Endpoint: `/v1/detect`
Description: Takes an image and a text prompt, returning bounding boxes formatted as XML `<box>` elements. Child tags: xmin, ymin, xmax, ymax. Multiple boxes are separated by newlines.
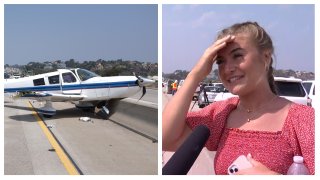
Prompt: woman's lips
<box><xmin>227</xmin><ymin>75</ymin><xmax>244</xmax><ymax>83</ymax></box>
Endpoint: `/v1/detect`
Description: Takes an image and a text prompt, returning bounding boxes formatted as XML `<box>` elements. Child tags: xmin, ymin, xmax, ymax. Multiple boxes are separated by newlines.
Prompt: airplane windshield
<box><xmin>76</xmin><ymin>69</ymin><xmax>100</xmax><ymax>81</ymax></box>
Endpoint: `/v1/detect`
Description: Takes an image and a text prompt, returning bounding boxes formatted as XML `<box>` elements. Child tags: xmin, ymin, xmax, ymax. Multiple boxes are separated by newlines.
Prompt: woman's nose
<box><xmin>224</xmin><ymin>60</ymin><xmax>236</xmax><ymax>73</ymax></box>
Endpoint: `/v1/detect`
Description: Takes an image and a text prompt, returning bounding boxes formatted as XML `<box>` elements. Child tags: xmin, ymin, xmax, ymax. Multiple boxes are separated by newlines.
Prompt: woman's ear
<box><xmin>263</xmin><ymin>50</ymin><xmax>272</xmax><ymax>71</ymax></box>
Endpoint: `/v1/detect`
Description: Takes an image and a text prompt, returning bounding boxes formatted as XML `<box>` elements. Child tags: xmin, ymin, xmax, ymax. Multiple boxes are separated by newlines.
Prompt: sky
<box><xmin>4</xmin><ymin>4</ymin><xmax>158</xmax><ymax>65</ymax></box>
<box><xmin>163</xmin><ymin>4</ymin><xmax>315</xmax><ymax>73</ymax></box>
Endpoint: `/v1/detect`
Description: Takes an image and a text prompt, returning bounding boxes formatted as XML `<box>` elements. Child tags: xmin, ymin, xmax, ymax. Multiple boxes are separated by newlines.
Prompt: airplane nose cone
<box><xmin>139</xmin><ymin>77</ymin><xmax>155</xmax><ymax>87</ymax></box>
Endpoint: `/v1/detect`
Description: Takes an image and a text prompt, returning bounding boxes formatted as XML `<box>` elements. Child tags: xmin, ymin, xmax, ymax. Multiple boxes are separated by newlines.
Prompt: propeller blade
<box><xmin>139</xmin><ymin>86</ymin><xmax>147</xmax><ymax>100</ymax></box>
<box><xmin>133</xmin><ymin>72</ymin><xmax>144</xmax><ymax>86</ymax></box>
<box><xmin>143</xmin><ymin>86</ymin><xmax>146</xmax><ymax>95</ymax></box>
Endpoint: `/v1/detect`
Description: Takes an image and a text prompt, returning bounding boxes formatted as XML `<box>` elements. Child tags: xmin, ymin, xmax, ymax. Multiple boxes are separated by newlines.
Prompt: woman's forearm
<box><xmin>162</xmin><ymin>73</ymin><xmax>201</xmax><ymax>150</ymax></box>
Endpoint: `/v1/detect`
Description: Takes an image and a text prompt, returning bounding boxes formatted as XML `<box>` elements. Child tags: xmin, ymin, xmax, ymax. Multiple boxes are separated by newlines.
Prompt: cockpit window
<box><xmin>76</xmin><ymin>69</ymin><xmax>100</xmax><ymax>81</ymax></box>
<box><xmin>48</xmin><ymin>75</ymin><xmax>60</xmax><ymax>84</ymax></box>
<box><xmin>62</xmin><ymin>72</ymin><xmax>77</xmax><ymax>83</ymax></box>
<box><xmin>33</xmin><ymin>78</ymin><xmax>45</xmax><ymax>86</ymax></box>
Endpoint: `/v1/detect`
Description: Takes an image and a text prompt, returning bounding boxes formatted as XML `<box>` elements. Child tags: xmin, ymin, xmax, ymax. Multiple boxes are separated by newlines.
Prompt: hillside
<box><xmin>5</xmin><ymin>59</ymin><xmax>158</xmax><ymax>78</ymax></box>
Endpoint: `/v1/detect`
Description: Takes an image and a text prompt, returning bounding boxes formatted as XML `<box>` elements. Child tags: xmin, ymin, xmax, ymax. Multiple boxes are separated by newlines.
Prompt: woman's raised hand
<box><xmin>189</xmin><ymin>35</ymin><xmax>235</xmax><ymax>82</ymax></box>
<box><xmin>163</xmin><ymin>35</ymin><xmax>235</xmax><ymax>151</ymax></box>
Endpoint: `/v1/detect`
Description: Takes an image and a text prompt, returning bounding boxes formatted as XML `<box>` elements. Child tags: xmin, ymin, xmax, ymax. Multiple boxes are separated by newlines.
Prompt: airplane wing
<box><xmin>15</xmin><ymin>91</ymin><xmax>85</xmax><ymax>102</ymax></box>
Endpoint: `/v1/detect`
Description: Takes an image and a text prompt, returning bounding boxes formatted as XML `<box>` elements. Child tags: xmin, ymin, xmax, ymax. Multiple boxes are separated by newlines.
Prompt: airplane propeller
<box><xmin>133</xmin><ymin>72</ymin><xmax>144</xmax><ymax>85</ymax></box>
<box><xmin>139</xmin><ymin>86</ymin><xmax>146</xmax><ymax>100</ymax></box>
<box><xmin>133</xmin><ymin>72</ymin><xmax>147</xmax><ymax>100</ymax></box>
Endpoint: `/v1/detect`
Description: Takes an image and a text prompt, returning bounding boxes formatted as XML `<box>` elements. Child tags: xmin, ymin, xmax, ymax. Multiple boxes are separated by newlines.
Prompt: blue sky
<box><xmin>4</xmin><ymin>4</ymin><xmax>158</xmax><ymax>65</ymax></box>
<box><xmin>163</xmin><ymin>4</ymin><xmax>315</xmax><ymax>73</ymax></box>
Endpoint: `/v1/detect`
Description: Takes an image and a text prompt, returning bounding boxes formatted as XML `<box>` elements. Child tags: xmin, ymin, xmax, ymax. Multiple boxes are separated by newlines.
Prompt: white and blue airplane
<box><xmin>4</xmin><ymin>68</ymin><xmax>155</xmax><ymax>118</ymax></box>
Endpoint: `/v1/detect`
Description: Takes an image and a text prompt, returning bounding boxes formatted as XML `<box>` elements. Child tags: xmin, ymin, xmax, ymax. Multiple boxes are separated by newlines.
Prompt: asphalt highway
<box><xmin>4</xmin><ymin>89</ymin><xmax>158</xmax><ymax>175</ymax></box>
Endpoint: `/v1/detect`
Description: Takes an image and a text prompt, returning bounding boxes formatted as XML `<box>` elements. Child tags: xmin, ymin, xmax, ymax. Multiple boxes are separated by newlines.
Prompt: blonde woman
<box><xmin>162</xmin><ymin>22</ymin><xmax>314</xmax><ymax>175</ymax></box>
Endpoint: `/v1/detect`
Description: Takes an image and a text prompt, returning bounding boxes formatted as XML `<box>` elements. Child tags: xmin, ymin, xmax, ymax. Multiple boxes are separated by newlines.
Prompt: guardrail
<box><xmin>108</xmin><ymin>98</ymin><xmax>158</xmax><ymax>142</ymax></box>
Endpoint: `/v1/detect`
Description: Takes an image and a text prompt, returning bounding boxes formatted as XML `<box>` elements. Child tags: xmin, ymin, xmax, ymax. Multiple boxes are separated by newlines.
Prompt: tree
<box><xmin>65</xmin><ymin>59</ymin><xmax>76</xmax><ymax>68</ymax></box>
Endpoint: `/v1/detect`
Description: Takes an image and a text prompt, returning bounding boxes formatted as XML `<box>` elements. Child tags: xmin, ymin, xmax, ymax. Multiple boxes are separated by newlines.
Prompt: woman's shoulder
<box><xmin>286</xmin><ymin>102</ymin><xmax>314</xmax><ymax>125</ymax></box>
<box><xmin>278</xmin><ymin>97</ymin><xmax>314</xmax><ymax>116</ymax></box>
<box><xmin>289</xmin><ymin>103</ymin><xmax>314</xmax><ymax>115</ymax></box>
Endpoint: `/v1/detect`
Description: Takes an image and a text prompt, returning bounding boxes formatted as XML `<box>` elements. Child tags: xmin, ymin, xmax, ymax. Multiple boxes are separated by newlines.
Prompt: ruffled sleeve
<box><xmin>283</xmin><ymin>104</ymin><xmax>315</xmax><ymax>174</ymax></box>
<box><xmin>186</xmin><ymin>97</ymin><xmax>238</xmax><ymax>151</ymax></box>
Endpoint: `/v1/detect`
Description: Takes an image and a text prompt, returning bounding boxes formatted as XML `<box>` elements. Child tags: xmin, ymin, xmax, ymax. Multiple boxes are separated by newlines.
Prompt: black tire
<box><xmin>43</xmin><ymin>114</ymin><xmax>53</xmax><ymax>118</ymax></box>
<box><xmin>96</xmin><ymin>101</ymin><xmax>107</xmax><ymax>108</ymax></box>
<box><xmin>81</xmin><ymin>108</ymin><xmax>94</xmax><ymax>112</ymax></box>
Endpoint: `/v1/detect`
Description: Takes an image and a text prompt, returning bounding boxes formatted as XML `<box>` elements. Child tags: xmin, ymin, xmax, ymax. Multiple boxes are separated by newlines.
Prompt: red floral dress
<box><xmin>186</xmin><ymin>97</ymin><xmax>314</xmax><ymax>175</ymax></box>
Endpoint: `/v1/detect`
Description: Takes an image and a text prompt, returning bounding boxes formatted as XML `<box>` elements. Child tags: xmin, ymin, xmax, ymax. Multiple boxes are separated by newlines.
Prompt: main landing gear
<box><xmin>38</xmin><ymin>100</ymin><xmax>56</xmax><ymax>118</ymax></box>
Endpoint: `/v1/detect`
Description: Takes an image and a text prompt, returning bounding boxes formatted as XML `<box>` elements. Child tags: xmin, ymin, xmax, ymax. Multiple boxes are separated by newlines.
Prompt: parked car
<box><xmin>4</xmin><ymin>73</ymin><xmax>10</xmax><ymax>79</ymax></box>
<box><xmin>212</xmin><ymin>83</ymin><xmax>225</xmax><ymax>90</ymax></box>
<box><xmin>214</xmin><ymin>91</ymin><xmax>237</xmax><ymax>102</ymax></box>
<box><xmin>213</xmin><ymin>77</ymin><xmax>310</xmax><ymax>106</ymax></box>
<box><xmin>198</xmin><ymin>83</ymin><xmax>227</xmax><ymax>108</ymax></box>
<box><xmin>302</xmin><ymin>80</ymin><xmax>315</xmax><ymax>106</ymax></box>
<box><xmin>274</xmin><ymin>77</ymin><xmax>310</xmax><ymax>106</ymax></box>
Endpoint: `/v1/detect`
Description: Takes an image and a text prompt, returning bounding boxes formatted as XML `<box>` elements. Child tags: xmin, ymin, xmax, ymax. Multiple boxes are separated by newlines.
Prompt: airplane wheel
<box><xmin>43</xmin><ymin>114</ymin><xmax>53</xmax><ymax>118</ymax></box>
<box><xmin>81</xmin><ymin>108</ymin><xmax>94</xmax><ymax>112</ymax></box>
<box><xmin>96</xmin><ymin>101</ymin><xmax>107</xmax><ymax>108</ymax></box>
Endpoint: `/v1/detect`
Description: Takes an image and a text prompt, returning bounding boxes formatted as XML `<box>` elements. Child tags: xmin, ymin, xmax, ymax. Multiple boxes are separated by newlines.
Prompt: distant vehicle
<box><xmin>212</xmin><ymin>83</ymin><xmax>225</xmax><ymax>91</ymax></box>
<box><xmin>214</xmin><ymin>91</ymin><xmax>237</xmax><ymax>102</ymax></box>
<box><xmin>12</xmin><ymin>75</ymin><xmax>21</xmax><ymax>79</ymax></box>
<box><xmin>4</xmin><ymin>73</ymin><xmax>10</xmax><ymax>79</ymax></box>
<box><xmin>198</xmin><ymin>86</ymin><xmax>220</xmax><ymax>108</ymax></box>
<box><xmin>198</xmin><ymin>83</ymin><xmax>227</xmax><ymax>108</ymax></box>
<box><xmin>274</xmin><ymin>77</ymin><xmax>310</xmax><ymax>106</ymax></box>
<box><xmin>302</xmin><ymin>80</ymin><xmax>315</xmax><ymax>106</ymax></box>
<box><xmin>213</xmin><ymin>77</ymin><xmax>310</xmax><ymax>106</ymax></box>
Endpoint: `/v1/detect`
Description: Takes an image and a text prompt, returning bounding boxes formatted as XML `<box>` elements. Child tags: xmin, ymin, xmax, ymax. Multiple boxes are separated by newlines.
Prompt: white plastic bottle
<box><xmin>287</xmin><ymin>156</ymin><xmax>310</xmax><ymax>175</ymax></box>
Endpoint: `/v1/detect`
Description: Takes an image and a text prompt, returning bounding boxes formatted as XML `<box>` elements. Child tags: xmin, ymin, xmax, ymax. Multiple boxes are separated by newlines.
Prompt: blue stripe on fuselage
<box><xmin>4</xmin><ymin>81</ymin><xmax>138</xmax><ymax>92</ymax></box>
<box><xmin>21</xmin><ymin>93</ymin><xmax>52</xmax><ymax>98</ymax></box>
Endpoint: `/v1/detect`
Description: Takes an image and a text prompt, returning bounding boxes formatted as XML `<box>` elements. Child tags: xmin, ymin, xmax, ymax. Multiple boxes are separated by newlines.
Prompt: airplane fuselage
<box><xmin>4</xmin><ymin>68</ymin><xmax>155</xmax><ymax>117</ymax></box>
<box><xmin>4</xmin><ymin>69</ymin><xmax>143</xmax><ymax>102</ymax></box>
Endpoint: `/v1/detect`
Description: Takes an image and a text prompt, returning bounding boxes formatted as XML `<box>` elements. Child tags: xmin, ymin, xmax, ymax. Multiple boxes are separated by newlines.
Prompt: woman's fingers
<box><xmin>189</xmin><ymin>34</ymin><xmax>235</xmax><ymax>81</ymax></box>
<box><xmin>205</xmin><ymin>35</ymin><xmax>235</xmax><ymax>60</ymax></box>
<box><xmin>213</xmin><ymin>35</ymin><xmax>236</xmax><ymax>47</ymax></box>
